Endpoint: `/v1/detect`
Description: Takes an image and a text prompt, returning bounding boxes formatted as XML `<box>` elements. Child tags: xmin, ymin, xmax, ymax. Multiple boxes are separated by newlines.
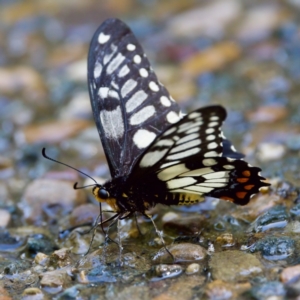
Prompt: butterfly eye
<box><xmin>98</xmin><ymin>188</ymin><xmax>109</xmax><ymax>199</ymax></box>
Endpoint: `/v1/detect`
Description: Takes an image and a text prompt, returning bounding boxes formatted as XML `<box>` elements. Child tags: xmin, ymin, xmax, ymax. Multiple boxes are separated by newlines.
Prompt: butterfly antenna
<box><xmin>147</xmin><ymin>214</ymin><xmax>174</xmax><ymax>262</ymax></box>
<box><xmin>42</xmin><ymin>148</ymin><xmax>98</xmax><ymax>185</ymax></box>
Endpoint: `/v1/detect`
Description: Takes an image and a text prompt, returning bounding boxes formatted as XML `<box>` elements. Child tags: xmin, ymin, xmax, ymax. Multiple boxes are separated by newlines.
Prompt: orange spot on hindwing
<box><xmin>237</xmin><ymin>178</ymin><xmax>249</xmax><ymax>183</ymax></box>
<box><xmin>236</xmin><ymin>192</ymin><xmax>247</xmax><ymax>199</ymax></box>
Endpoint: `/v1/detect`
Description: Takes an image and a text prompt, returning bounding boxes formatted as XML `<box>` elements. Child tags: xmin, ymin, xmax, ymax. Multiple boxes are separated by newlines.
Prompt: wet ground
<box><xmin>1</xmin><ymin>0</ymin><xmax>300</xmax><ymax>299</ymax></box>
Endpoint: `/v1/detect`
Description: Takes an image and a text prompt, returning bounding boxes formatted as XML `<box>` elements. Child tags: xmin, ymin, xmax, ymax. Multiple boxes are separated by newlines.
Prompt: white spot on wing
<box><xmin>103</xmin><ymin>44</ymin><xmax>117</xmax><ymax>64</ymax></box>
<box><xmin>149</xmin><ymin>81</ymin><xmax>159</xmax><ymax>92</ymax></box>
<box><xmin>94</xmin><ymin>61</ymin><xmax>102</xmax><ymax>78</ymax></box>
<box><xmin>157</xmin><ymin>164</ymin><xmax>189</xmax><ymax>181</ymax></box>
<box><xmin>108</xmin><ymin>90</ymin><xmax>119</xmax><ymax>99</ymax></box>
<box><xmin>208</xmin><ymin>121</ymin><xmax>218</xmax><ymax>127</ymax></box>
<box><xmin>127</xmin><ymin>44</ymin><xmax>136</xmax><ymax>51</ymax></box>
<box><xmin>207</xmin><ymin>142</ymin><xmax>218</xmax><ymax>149</ymax></box>
<box><xmin>98</xmin><ymin>32</ymin><xmax>110</xmax><ymax>44</ymax></box>
<box><xmin>206</xmin><ymin>128</ymin><xmax>215</xmax><ymax>134</ymax></box>
<box><xmin>140</xmin><ymin>149</ymin><xmax>168</xmax><ymax>167</ymax></box>
<box><xmin>180</xmin><ymin>167</ymin><xmax>213</xmax><ymax>177</ymax></box>
<box><xmin>107</xmin><ymin>53</ymin><xmax>125</xmax><ymax>74</ymax></box>
<box><xmin>203</xmin><ymin>171</ymin><xmax>229</xmax><ymax>180</ymax></box>
<box><xmin>100</xmin><ymin>107</ymin><xmax>124</xmax><ymax>139</ymax></box>
<box><xmin>121</xmin><ymin>79</ymin><xmax>137</xmax><ymax>97</ymax></box>
<box><xmin>167</xmin><ymin>177</ymin><xmax>197</xmax><ymax>189</ymax></box>
<box><xmin>206</xmin><ymin>135</ymin><xmax>216</xmax><ymax>141</ymax></box>
<box><xmin>118</xmin><ymin>65</ymin><xmax>130</xmax><ymax>77</ymax></box>
<box><xmin>202</xmin><ymin>158</ymin><xmax>217</xmax><ymax>166</ymax></box>
<box><xmin>160</xmin><ymin>161</ymin><xmax>180</xmax><ymax>169</ymax></box>
<box><xmin>133</xmin><ymin>55</ymin><xmax>142</xmax><ymax>64</ymax></box>
<box><xmin>170</xmin><ymin>139</ymin><xmax>201</xmax><ymax>154</ymax></box>
<box><xmin>133</xmin><ymin>129</ymin><xmax>156</xmax><ymax>149</ymax></box>
<box><xmin>185</xmin><ymin>186</ymin><xmax>213</xmax><ymax>193</ymax></box>
<box><xmin>130</xmin><ymin>105</ymin><xmax>155</xmax><ymax>125</ymax></box>
<box><xmin>167</xmin><ymin>147</ymin><xmax>200</xmax><ymax>160</ymax></box>
<box><xmin>223</xmin><ymin>164</ymin><xmax>235</xmax><ymax>170</ymax></box>
<box><xmin>139</xmin><ymin>68</ymin><xmax>148</xmax><ymax>77</ymax></box>
<box><xmin>155</xmin><ymin>139</ymin><xmax>174</xmax><ymax>147</ymax></box>
<box><xmin>176</xmin><ymin>133</ymin><xmax>199</xmax><ymax>145</ymax></box>
<box><xmin>160</xmin><ymin>96</ymin><xmax>171</xmax><ymax>107</ymax></box>
<box><xmin>188</xmin><ymin>112</ymin><xmax>202</xmax><ymax>119</ymax></box>
<box><xmin>99</xmin><ymin>87</ymin><xmax>109</xmax><ymax>98</ymax></box>
<box><xmin>166</xmin><ymin>111</ymin><xmax>180</xmax><ymax>124</ymax></box>
<box><xmin>204</xmin><ymin>150</ymin><xmax>219</xmax><ymax>157</ymax></box>
<box><xmin>126</xmin><ymin>90</ymin><xmax>148</xmax><ymax>113</ymax></box>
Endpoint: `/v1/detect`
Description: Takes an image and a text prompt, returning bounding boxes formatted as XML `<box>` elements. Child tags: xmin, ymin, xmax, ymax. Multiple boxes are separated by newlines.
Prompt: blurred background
<box><xmin>1</xmin><ymin>0</ymin><xmax>299</xmax><ymax>185</ymax></box>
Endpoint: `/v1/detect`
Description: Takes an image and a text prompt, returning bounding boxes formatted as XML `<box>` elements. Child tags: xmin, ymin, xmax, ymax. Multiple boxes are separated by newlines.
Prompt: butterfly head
<box><xmin>92</xmin><ymin>184</ymin><xmax>120</xmax><ymax>212</ymax></box>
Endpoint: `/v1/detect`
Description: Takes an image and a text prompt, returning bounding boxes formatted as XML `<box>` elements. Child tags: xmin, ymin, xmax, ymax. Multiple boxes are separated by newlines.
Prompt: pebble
<box><xmin>0</xmin><ymin>66</ymin><xmax>47</xmax><ymax>102</ymax></box>
<box><xmin>154</xmin><ymin>264</ymin><xmax>183</xmax><ymax>280</ymax></box>
<box><xmin>249</xmin><ymin>281</ymin><xmax>286</xmax><ymax>299</ymax></box>
<box><xmin>280</xmin><ymin>265</ymin><xmax>300</xmax><ymax>283</ymax></box>
<box><xmin>185</xmin><ymin>263</ymin><xmax>200</xmax><ymax>275</ymax></box>
<box><xmin>21</xmin><ymin>287</ymin><xmax>44</xmax><ymax>300</ymax></box>
<box><xmin>249</xmin><ymin>205</ymin><xmax>289</xmax><ymax>233</ymax></box>
<box><xmin>182</xmin><ymin>42</ymin><xmax>241</xmax><ymax>76</ymax></box>
<box><xmin>0</xmin><ymin>209</ymin><xmax>11</xmax><ymax>227</ymax></box>
<box><xmin>21</xmin><ymin>178</ymin><xmax>86</xmax><ymax>225</ymax></box>
<box><xmin>250</xmin><ymin>236</ymin><xmax>295</xmax><ymax>261</ymax></box>
<box><xmin>209</xmin><ymin>250</ymin><xmax>263</xmax><ymax>282</ymax></box>
<box><xmin>215</xmin><ymin>233</ymin><xmax>235</xmax><ymax>247</ymax></box>
<box><xmin>34</xmin><ymin>253</ymin><xmax>49</xmax><ymax>266</ymax></box>
<box><xmin>20</xmin><ymin>119</ymin><xmax>91</xmax><ymax>144</ymax></box>
<box><xmin>168</xmin><ymin>0</ymin><xmax>241</xmax><ymax>37</ymax></box>
<box><xmin>235</xmin><ymin>3</ymin><xmax>288</xmax><ymax>43</ymax></box>
<box><xmin>152</xmin><ymin>243</ymin><xmax>207</xmax><ymax>263</ymax></box>
<box><xmin>257</xmin><ymin>142</ymin><xmax>286</xmax><ymax>161</ymax></box>
<box><xmin>40</xmin><ymin>269</ymin><xmax>72</xmax><ymax>294</ymax></box>
<box><xmin>205</xmin><ymin>280</ymin><xmax>249</xmax><ymax>300</ymax></box>
<box><xmin>247</xmin><ymin>105</ymin><xmax>288</xmax><ymax>123</ymax></box>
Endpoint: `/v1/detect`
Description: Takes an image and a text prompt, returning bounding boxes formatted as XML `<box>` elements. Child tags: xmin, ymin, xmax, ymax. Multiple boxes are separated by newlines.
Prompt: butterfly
<box><xmin>86</xmin><ymin>18</ymin><xmax>270</xmax><ymax>220</ymax></box>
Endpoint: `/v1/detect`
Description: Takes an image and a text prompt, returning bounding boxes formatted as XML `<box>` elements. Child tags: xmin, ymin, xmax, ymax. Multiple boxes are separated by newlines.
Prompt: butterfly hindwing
<box><xmin>88</xmin><ymin>18</ymin><xmax>181</xmax><ymax>178</ymax></box>
<box><xmin>127</xmin><ymin>106</ymin><xmax>268</xmax><ymax>206</ymax></box>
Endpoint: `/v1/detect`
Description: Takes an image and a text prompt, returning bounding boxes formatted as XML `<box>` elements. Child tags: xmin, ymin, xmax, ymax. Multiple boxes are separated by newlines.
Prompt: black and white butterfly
<box><xmin>87</xmin><ymin>18</ymin><xmax>269</xmax><ymax>218</ymax></box>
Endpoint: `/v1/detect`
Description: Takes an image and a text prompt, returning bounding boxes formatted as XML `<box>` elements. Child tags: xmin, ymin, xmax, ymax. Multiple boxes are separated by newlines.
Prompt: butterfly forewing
<box><xmin>88</xmin><ymin>18</ymin><xmax>181</xmax><ymax>177</ymax></box>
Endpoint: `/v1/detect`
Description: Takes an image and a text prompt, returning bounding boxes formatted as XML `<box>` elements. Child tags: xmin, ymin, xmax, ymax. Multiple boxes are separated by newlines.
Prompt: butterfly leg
<box><xmin>146</xmin><ymin>214</ymin><xmax>174</xmax><ymax>262</ymax></box>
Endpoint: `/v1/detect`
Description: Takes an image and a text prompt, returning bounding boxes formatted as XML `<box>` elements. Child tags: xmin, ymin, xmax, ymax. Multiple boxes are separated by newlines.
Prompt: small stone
<box><xmin>161</xmin><ymin>212</ymin><xmax>179</xmax><ymax>223</ymax></box>
<box><xmin>247</xmin><ymin>105</ymin><xmax>288</xmax><ymax>123</ymax></box>
<box><xmin>40</xmin><ymin>269</ymin><xmax>72</xmax><ymax>293</ymax></box>
<box><xmin>0</xmin><ymin>209</ymin><xmax>11</xmax><ymax>227</ymax></box>
<box><xmin>205</xmin><ymin>280</ymin><xmax>235</xmax><ymax>300</ymax></box>
<box><xmin>215</xmin><ymin>233</ymin><xmax>235</xmax><ymax>247</ymax></box>
<box><xmin>257</xmin><ymin>143</ymin><xmax>286</xmax><ymax>161</ymax></box>
<box><xmin>155</xmin><ymin>264</ymin><xmax>183</xmax><ymax>279</ymax></box>
<box><xmin>250</xmin><ymin>281</ymin><xmax>286</xmax><ymax>299</ymax></box>
<box><xmin>248</xmin><ymin>205</ymin><xmax>289</xmax><ymax>233</ymax></box>
<box><xmin>210</xmin><ymin>250</ymin><xmax>263</xmax><ymax>282</ymax></box>
<box><xmin>186</xmin><ymin>263</ymin><xmax>200</xmax><ymax>275</ymax></box>
<box><xmin>235</xmin><ymin>3</ymin><xmax>289</xmax><ymax>42</ymax></box>
<box><xmin>21</xmin><ymin>287</ymin><xmax>44</xmax><ymax>300</ymax></box>
<box><xmin>249</xmin><ymin>236</ymin><xmax>295</xmax><ymax>261</ymax></box>
<box><xmin>153</xmin><ymin>243</ymin><xmax>207</xmax><ymax>263</ymax></box>
<box><xmin>21</xmin><ymin>179</ymin><xmax>86</xmax><ymax>225</ymax></box>
<box><xmin>168</xmin><ymin>0</ymin><xmax>241</xmax><ymax>38</ymax></box>
<box><xmin>69</xmin><ymin>204</ymin><xmax>100</xmax><ymax>227</ymax></box>
<box><xmin>19</xmin><ymin>119</ymin><xmax>91</xmax><ymax>144</ymax></box>
<box><xmin>281</xmin><ymin>265</ymin><xmax>300</xmax><ymax>283</ymax></box>
<box><xmin>182</xmin><ymin>42</ymin><xmax>241</xmax><ymax>76</ymax></box>
<box><xmin>34</xmin><ymin>253</ymin><xmax>49</xmax><ymax>266</ymax></box>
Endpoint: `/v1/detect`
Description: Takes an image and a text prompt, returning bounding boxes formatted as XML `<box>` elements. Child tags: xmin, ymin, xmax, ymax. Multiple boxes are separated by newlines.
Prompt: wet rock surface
<box><xmin>1</xmin><ymin>1</ymin><xmax>300</xmax><ymax>299</ymax></box>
